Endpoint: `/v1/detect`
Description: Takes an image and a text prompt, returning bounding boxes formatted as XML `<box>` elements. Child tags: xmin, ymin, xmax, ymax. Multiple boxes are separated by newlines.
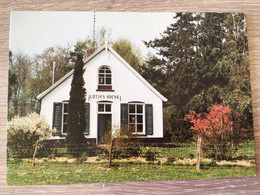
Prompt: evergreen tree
<box><xmin>144</xmin><ymin>13</ymin><xmax>198</xmax><ymax>112</ymax></box>
<box><xmin>218</xmin><ymin>13</ymin><xmax>252</xmax><ymax>133</ymax></box>
<box><xmin>66</xmin><ymin>46</ymin><xmax>87</xmax><ymax>157</ymax></box>
<box><xmin>184</xmin><ymin>13</ymin><xmax>227</xmax><ymax>113</ymax></box>
<box><xmin>143</xmin><ymin>12</ymin><xmax>252</xmax><ymax>142</ymax></box>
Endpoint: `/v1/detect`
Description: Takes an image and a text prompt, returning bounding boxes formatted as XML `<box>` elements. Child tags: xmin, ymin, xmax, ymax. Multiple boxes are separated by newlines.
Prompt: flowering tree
<box><xmin>7</xmin><ymin>113</ymin><xmax>52</xmax><ymax>165</ymax></box>
<box><xmin>185</xmin><ymin>104</ymin><xmax>243</xmax><ymax>161</ymax></box>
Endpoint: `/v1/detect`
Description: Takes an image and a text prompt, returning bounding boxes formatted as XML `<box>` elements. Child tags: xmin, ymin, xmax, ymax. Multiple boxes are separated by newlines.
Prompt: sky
<box><xmin>9</xmin><ymin>11</ymin><xmax>175</xmax><ymax>57</ymax></box>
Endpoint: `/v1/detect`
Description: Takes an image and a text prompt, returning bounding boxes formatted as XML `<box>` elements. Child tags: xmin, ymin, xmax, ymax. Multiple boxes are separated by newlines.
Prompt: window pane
<box><xmin>64</xmin><ymin>103</ymin><xmax>68</xmax><ymax>113</ymax></box>
<box><xmin>99</xmin><ymin>68</ymin><xmax>105</xmax><ymax>73</ymax></box>
<box><xmin>98</xmin><ymin>104</ymin><xmax>104</xmax><ymax>112</ymax></box>
<box><xmin>129</xmin><ymin>105</ymin><xmax>135</xmax><ymax>113</ymax></box>
<box><xmin>129</xmin><ymin>115</ymin><xmax>135</xmax><ymax>123</ymax></box>
<box><xmin>129</xmin><ymin>124</ymin><xmax>135</xmax><ymax>133</ymax></box>
<box><xmin>64</xmin><ymin>114</ymin><xmax>68</xmax><ymax>124</ymax></box>
<box><xmin>63</xmin><ymin>124</ymin><xmax>67</xmax><ymax>133</ymax></box>
<box><xmin>137</xmin><ymin>105</ymin><xmax>143</xmax><ymax>113</ymax></box>
<box><xmin>137</xmin><ymin>115</ymin><xmax>143</xmax><ymax>123</ymax></box>
<box><xmin>106</xmin><ymin>78</ymin><xmax>111</xmax><ymax>85</ymax></box>
<box><xmin>105</xmin><ymin>68</ymin><xmax>111</xmax><ymax>73</ymax></box>
<box><xmin>137</xmin><ymin>124</ymin><xmax>143</xmax><ymax>132</ymax></box>
<box><xmin>99</xmin><ymin>76</ymin><xmax>104</xmax><ymax>84</ymax></box>
<box><xmin>105</xmin><ymin>104</ymin><xmax>111</xmax><ymax>112</ymax></box>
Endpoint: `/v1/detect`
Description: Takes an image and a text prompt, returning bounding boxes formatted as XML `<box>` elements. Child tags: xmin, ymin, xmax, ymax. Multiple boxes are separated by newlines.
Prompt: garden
<box><xmin>7</xmin><ymin>141</ymin><xmax>255</xmax><ymax>185</ymax></box>
<box><xmin>6</xmin><ymin>105</ymin><xmax>256</xmax><ymax>185</ymax></box>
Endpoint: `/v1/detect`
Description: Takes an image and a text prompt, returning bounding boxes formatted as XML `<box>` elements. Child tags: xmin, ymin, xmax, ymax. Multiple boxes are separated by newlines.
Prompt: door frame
<box><xmin>97</xmin><ymin>102</ymin><xmax>112</xmax><ymax>144</ymax></box>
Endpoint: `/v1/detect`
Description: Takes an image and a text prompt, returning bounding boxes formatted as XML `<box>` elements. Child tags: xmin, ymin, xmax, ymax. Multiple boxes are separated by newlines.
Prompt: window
<box><xmin>98</xmin><ymin>103</ymin><xmax>112</xmax><ymax>113</ymax></box>
<box><xmin>53</xmin><ymin>102</ymin><xmax>90</xmax><ymax>136</ymax></box>
<box><xmin>121</xmin><ymin>103</ymin><xmax>153</xmax><ymax>135</ymax></box>
<box><xmin>62</xmin><ymin>102</ymin><xmax>69</xmax><ymax>134</ymax></box>
<box><xmin>98</xmin><ymin>66</ymin><xmax>112</xmax><ymax>91</ymax></box>
<box><xmin>128</xmin><ymin>104</ymin><xmax>144</xmax><ymax>134</ymax></box>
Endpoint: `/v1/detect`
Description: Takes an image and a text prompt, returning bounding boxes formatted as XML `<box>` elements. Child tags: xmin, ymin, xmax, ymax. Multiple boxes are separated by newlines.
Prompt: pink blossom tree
<box><xmin>186</xmin><ymin>104</ymin><xmax>243</xmax><ymax>161</ymax></box>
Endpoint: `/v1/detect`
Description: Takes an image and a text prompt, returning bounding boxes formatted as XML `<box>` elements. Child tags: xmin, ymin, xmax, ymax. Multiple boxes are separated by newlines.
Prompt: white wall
<box><xmin>40</xmin><ymin>49</ymin><xmax>164</xmax><ymax>139</ymax></box>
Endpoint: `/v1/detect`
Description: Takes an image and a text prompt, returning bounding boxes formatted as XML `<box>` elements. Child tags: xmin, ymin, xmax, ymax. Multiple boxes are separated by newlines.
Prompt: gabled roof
<box><xmin>37</xmin><ymin>45</ymin><xmax>168</xmax><ymax>102</ymax></box>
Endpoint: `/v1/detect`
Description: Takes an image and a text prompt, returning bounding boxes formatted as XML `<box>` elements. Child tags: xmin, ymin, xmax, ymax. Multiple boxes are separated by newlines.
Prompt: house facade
<box><xmin>37</xmin><ymin>45</ymin><xmax>167</xmax><ymax>144</ymax></box>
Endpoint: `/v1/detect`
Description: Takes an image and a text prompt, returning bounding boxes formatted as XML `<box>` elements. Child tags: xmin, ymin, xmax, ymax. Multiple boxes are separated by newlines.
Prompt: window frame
<box><xmin>97</xmin><ymin>102</ymin><xmax>112</xmax><ymax>114</ymax></box>
<box><xmin>61</xmin><ymin>101</ymin><xmax>69</xmax><ymax>135</ymax></box>
<box><xmin>97</xmin><ymin>66</ymin><xmax>112</xmax><ymax>91</ymax></box>
<box><xmin>128</xmin><ymin>103</ymin><xmax>145</xmax><ymax>135</ymax></box>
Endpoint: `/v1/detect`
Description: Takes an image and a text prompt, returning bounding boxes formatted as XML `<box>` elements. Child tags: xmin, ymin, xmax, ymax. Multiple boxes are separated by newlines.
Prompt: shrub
<box><xmin>142</xmin><ymin>147</ymin><xmax>156</xmax><ymax>162</ymax></box>
<box><xmin>7</xmin><ymin>113</ymin><xmax>52</xmax><ymax>158</ymax></box>
<box><xmin>185</xmin><ymin>104</ymin><xmax>244</xmax><ymax>160</ymax></box>
<box><xmin>163</xmin><ymin>106</ymin><xmax>193</xmax><ymax>143</ymax></box>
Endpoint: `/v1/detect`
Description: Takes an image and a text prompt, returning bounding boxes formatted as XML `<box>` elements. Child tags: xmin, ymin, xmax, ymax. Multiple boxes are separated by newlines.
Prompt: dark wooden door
<box><xmin>98</xmin><ymin>114</ymin><xmax>111</xmax><ymax>144</ymax></box>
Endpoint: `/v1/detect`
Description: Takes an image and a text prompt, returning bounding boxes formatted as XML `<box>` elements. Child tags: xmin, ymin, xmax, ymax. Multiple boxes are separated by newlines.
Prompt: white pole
<box><xmin>52</xmin><ymin>61</ymin><xmax>56</xmax><ymax>85</ymax></box>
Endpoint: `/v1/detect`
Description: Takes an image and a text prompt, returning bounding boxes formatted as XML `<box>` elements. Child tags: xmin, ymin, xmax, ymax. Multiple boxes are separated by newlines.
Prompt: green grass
<box><xmin>7</xmin><ymin>159</ymin><xmax>255</xmax><ymax>186</ymax></box>
<box><xmin>6</xmin><ymin>140</ymin><xmax>256</xmax><ymax>185</ymax></box>
<box><xmin>152</xmin><ymin>143</ymin><xmax>196</xmax><ymax>159</ymax></box>
<box><xmin>153</xmin><ymin>140</ymin><xmax>256</xmax><ymax>160</ymax></box>
<box><xmin>236</xmin><ymin>140</ymin><xmax>255</xmax><ymax>160</ymax></box>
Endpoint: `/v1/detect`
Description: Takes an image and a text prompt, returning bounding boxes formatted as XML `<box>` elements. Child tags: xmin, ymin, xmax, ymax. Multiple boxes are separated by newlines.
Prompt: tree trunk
<box><xmin>196</xmin><ymin>137</ymin><xmax>202</xmax><ymax>171</ymax></box>
<box><xmin>108</xmin><ymin>138</ymin><xmax>113</xmax><ymax>168</ymax></box>
<box><xmin>32</xmin><ymin>140</ymin><xmax>39</xmax><ymax>167</ymax></box>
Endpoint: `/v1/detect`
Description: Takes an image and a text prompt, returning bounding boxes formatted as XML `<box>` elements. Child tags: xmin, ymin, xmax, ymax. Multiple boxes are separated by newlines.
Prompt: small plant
<box><xmin>142</xmin><ymin>147</ymin><xmax>156</xmax><ymax>162</ymax></box>
<box><xmin>233</xmin><ymin>153</ymin><xmax>248</xmax><ymax>160</ymax></box>
<box><xmin>75</xmin><ymin>152</ymin><xmax>88</xmax><ymax>163</ymax></box>
<box><xmin>67</xmin><ymin>154</ymin><xmax>74</xmax><ymax>159</ymax></box>
<box><xmin>209</xmin><ymin>159</ymin><xmax>217</xmax><ymax>166</ymax></box>
<box><xmin>189</xmin><ymin>153</ymin><xmax>195</xmax><ymax>159</ymax></box>
<box><xmin>48</xmin><ymin>153</ymin><xmax>55</xmax><ymax>159</ymax></box>
<box><xmin>96</xmin><ymin>153</ymin><xmax>106</xmax><ymax>161</ymax></box>
<box><xmin>166</xmin><ymin>156</ymin><xmax>175</xmax><ymax>164</ymax></box>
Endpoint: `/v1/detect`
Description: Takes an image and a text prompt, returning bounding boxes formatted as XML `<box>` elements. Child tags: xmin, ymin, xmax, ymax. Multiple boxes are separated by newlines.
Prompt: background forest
<box><xmin>8</xmin><ymin>12</ymin><xmax>253</xmax><ymax>144</ymax></box>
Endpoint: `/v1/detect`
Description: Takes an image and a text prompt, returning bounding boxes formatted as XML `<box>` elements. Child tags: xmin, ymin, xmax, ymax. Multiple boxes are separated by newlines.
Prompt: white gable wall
<box><xmin>40</xmin><ymin>49</ymin><xmax>164</xmax><ymax>140</ymax></box>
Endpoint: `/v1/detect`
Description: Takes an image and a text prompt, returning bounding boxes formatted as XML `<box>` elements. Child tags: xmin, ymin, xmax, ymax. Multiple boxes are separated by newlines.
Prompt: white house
<box><xmin>37</xmin><ymin>45</ymin><xmax>167</xmax><ymax>144</ymax></box>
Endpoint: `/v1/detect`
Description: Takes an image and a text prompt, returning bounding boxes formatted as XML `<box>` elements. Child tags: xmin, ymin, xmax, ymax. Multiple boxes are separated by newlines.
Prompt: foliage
<box><xmin>185</xmin><ymin>104</ymin><xmax>244</xmax><ymax>160</ymax></box>
<box><xmin>165</xmin><ymin>156</ymin><xmax>176</xmax><ymax>165</ymax></box>
<box><xmin>34</xmin><ymin>44</ymin><xmax>74</xmax><ymax>90</ymax></box>
<box><xmin>76</xmin><ymin>27</ymin><xmax>112</xmax><ymax>59</ymax></box>
<box><xmin>163</xmin><ymin>106</ymin><xmax>193</xmax><ymax>143</ymax></box>
<box><xmin>66</xmin><ymin>46</ymin><xmax>87</xmax><ymax>157</ymax></box>
<box><xmin>7</xmin><ymin>113</ymin><xmax>52</xmax><ymax>158</ymax></box>
<box><xmin>101</xmin><ymin>126</ymin><xmax>142</xmax><ymax>162</ymax></box>
<box><xmin>8</xmin><ymin>51</ymin><xmax>33</xmax><ymax>117</ymax></box>
<box><xmin>75</xmin><ymin>152</ymin><xmax>88</xmax><ymax>164</ymax></box>
<box><xmin>8</xmin><ymin>45</ymin><xmax>74</xmax><ymax>119</ymax></box>
<box><xmin>141</xmin><ymin>147</ymin><xmax>156</xmax><ymax>162</ymax></box>
<box><xmin>143</xmin><ymin>13</ymin><xmax>252</xmax><ymax>142</ymax></box>
<box><xmin>112</xmin><ymin>38</ymin><xmax>143</xmax><ymax>71</ymax></box>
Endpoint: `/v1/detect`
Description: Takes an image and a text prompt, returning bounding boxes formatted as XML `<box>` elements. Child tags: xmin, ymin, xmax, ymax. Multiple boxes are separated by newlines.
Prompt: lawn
<box><xmin>7</xmin><ymin>159</ymin><xmax>255</xmax><ymax>185</ymax></box>
<box><xmin>6</xmin><ymin>140</ymin><xmax>256</xmax><ymax>186</ymax></box>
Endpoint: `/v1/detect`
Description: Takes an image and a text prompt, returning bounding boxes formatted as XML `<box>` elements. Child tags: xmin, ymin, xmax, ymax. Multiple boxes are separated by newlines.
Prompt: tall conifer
<box><xmin>66</xmin><ymin>47</ymin><xmax>87</xmax><ymax>157</ymax></box>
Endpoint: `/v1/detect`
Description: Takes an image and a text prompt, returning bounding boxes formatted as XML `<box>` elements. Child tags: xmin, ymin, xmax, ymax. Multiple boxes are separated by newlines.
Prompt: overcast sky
<box><xmin>9</xmin><ymin>11</ymin><xmax>175</xmax><ymax>57</ymax></box>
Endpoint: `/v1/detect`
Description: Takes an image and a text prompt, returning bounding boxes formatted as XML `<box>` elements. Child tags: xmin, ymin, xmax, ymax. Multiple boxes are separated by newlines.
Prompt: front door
<box><xmin>98</xmin><ymin>114</ymin><xmax>111</xmax><ymax>144</ymax></box>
